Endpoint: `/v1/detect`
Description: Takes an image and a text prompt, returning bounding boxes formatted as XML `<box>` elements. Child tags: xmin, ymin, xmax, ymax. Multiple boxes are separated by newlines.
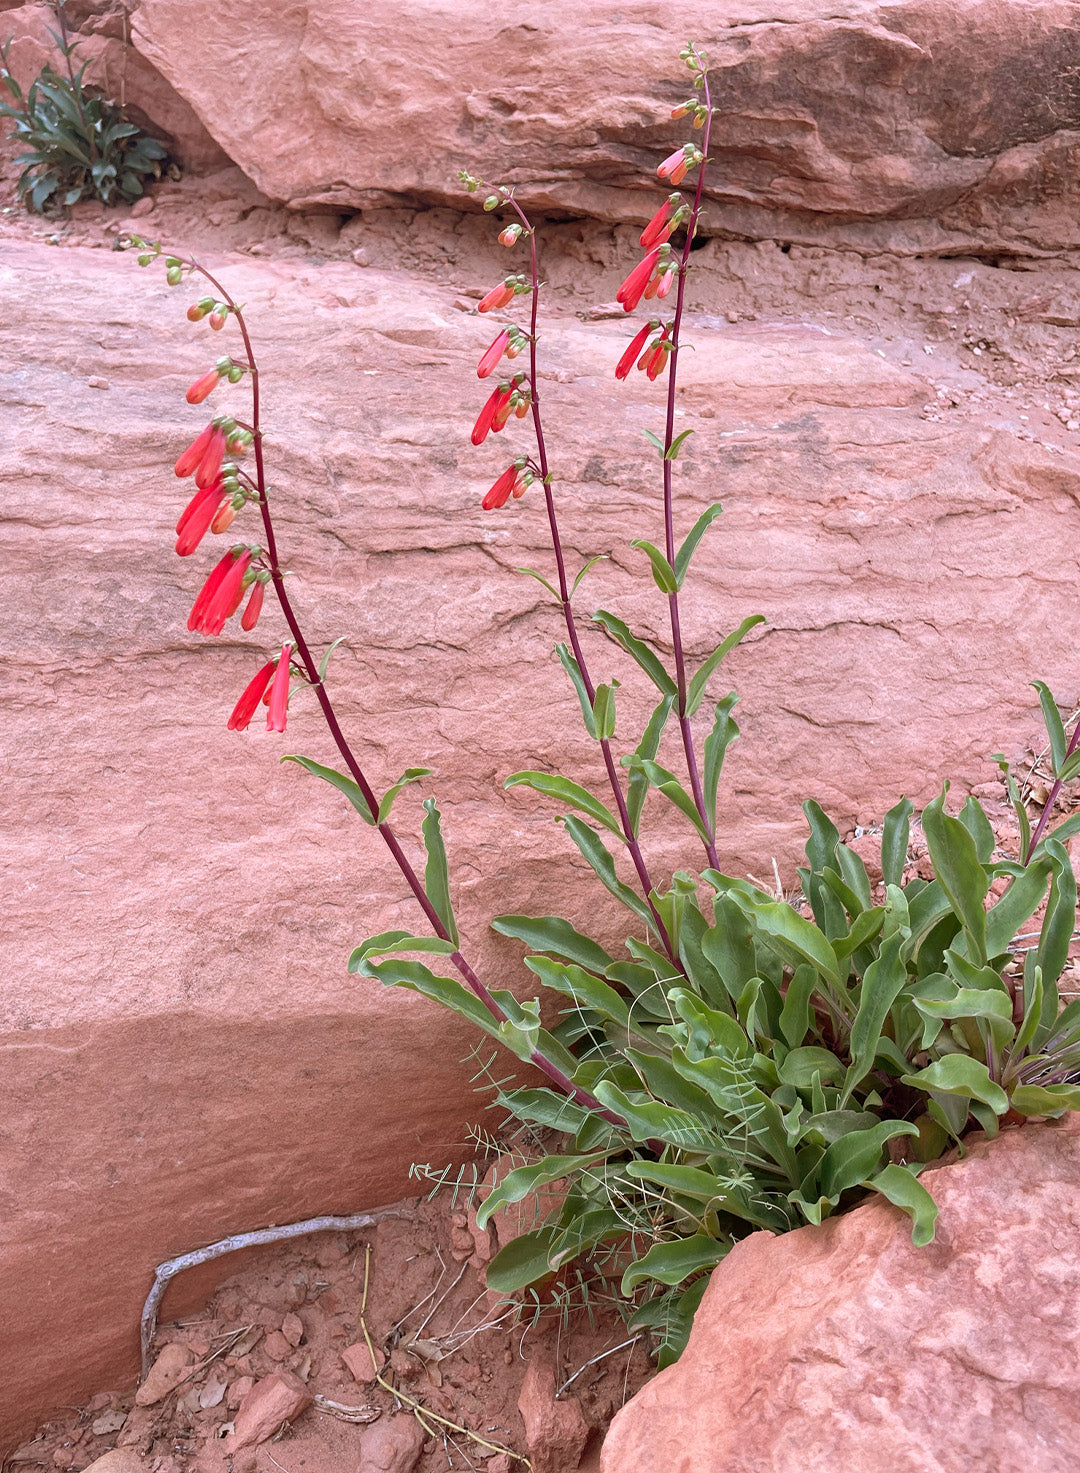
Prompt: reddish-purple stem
<box><xmin>502</xmin><ymin>201</ymin><xmax>679</xmax><ymax>966</ymax></box>
<box><xmin>175</xmin><ymin>255</ymin><xmax>628</xmax><ymax>1131</ymax></box>
<box><xmin>659</xmin><ymin>76</ymin><xmax>721</xmax><ymax>872</ymax></box>
<box><xmin>1024</xmin><ymin>717</ymin><xmax>1080</xmax><ymax>862</ymax></box>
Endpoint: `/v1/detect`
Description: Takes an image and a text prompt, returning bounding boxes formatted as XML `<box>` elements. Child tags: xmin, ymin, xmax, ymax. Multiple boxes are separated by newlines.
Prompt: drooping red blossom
<box><xmin>482</xmin><ymin>465</ymin><xmax>523</xmax><ymax>510</ymax></box>
<box><xmin>194</xmin><ymin>427</ymin><xmax>227</xmax><ymax>490</ymax></box>
<box><xmin>645</xmin><ymin>330</ymin><xmax>671</xmax><ymax>381</ymax></box>
<box><xmin>639</xmin><ymin>199</ymin><xmax>675</xmax><ymax>250</ymax></box>
<box><xmin>477</xmin><ymin>330</ymin><xmax>510</xmax><ymax>379</ymax></box>
<box><xmin>266</xmin><ymin>644</ymin><xmax>292</xmax><ymax>732</ymax></box>
<box><xmin>471</xmin><ymin>383</ymin><xmax>514</xmax><ymax>446</ymax></box>
<box><xmin>655</xmin><ymin>267</ymin><xmax>676</xmax><ymax>300</ymax></box>
<box><xmin>198</xmin><ymin>550</ymin><xmax>253</xmax><ymax>636</ymax></box>
<box><xmin>175</xmin><ymin>481</ymin><xmax>226</xmax><ymax>556</ymax></box>
<box><xmin>211</xmin><ymin>499</ymin><xmax>237</xmax><ymax>534</ymax></box>
<box><xmin>615</xmin><ymin>322</ymin><xmax>655</xmax><ymax>380</ymax></box>
<box><xmin>498</xmin><ymin>225</ymin><xmax>521</xmax><ymax>247</ymax></box>
<box><xmin>174</xmin><ymin>422</ymin><xmax>216</xmax><ymax>478</ymax></box>
<box><xmin>615</xmin><ymin>247</ymin><xmax>661</xmax><ymax>313</ymax></box>
<box><xmin>227</xmin><ymin>659</ymin><xmax>277</xmax><ymax>732</ymax></box>
<box><xmin>187</xmin><ymin>550</ymin><xmax>237</xmax><ymax>632</ymax></box>
<box><xmin>491</xmin><ymin>393</ymin><xmax>515</xmax><ymax>432</ymax></box>
<box><xmin>240</xmin><ymin>579</ymin><xmax>265</xmax><ymax>632</ymax></box>
<box><xmin>186</xmin><ymin>368</ymin><xmax>221</xmax><ymax>405</ymax></box>
<box><xmin>478</xmin><ymin>282</ymin><xmax>515</xmax><ymax>313</ymax></box>
<box><xmin>657</xmin><ymin>148</ymin><xmax>690</xmax><ymax>185</ymax></box>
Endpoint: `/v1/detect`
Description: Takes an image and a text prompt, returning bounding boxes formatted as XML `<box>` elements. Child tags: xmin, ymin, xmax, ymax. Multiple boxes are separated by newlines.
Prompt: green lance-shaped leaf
<box><xmin>842</xmin><ymin>932</ymin><xmax>908</xmax><ymax>1103</ymax></box>
<box><xmin>702</xmin><ymin>693</ymin><xmax>739</xmax><ymax>836</ymax></box>
<box><xmin>779</xmin><ymin>963</ymin><xmax>818</xmax><ymax>1048</ymax></box>
<box><xmin>517</xmin><ymin>565</ymin><xmax>560</xmax><ymax>600</ymax></box>
<box><xmin>549</xmin><ymin>1209</ymin><xmax>636</xmax><ymax>1270</ymax></box>
<box><xmin>281</xmin><ymin>754</ymin><xmax>376</xmax><ymax>824</ymax></box>
<box><xmin>1033</xmin><ymin>680</ymin><xmax>1068</xmax><ymax>775</ymax></box>
<box><xmin>665</xmin><ymin>427</ymin><xmax>696</xmax><ymax>463</ymax></box>
<box><xmin>475</xmin><ymin>1153</ymin><xmax>612</xmax><ymax>1231</ymax></box>
<box><xmin>421</xmin><ymin>797</ymin><xmax>458</xmax><ymax>946</ymax></box>
<box><xmin>915</xmin><ymin>987</ymin><xmax>1015</xmax><ymax>1052</ymax></box>
<box><xmin>816</xmin><ymin>1120</ymin><xmax>919</xmax><ymax>1200</ymax></box>
<box><xmin>729</xmin><ymin>889</ymin><xmax>843</xmax><ymax>992</ymax></box>
<box><xmin>686</xmin><ymin>615</ymin><xmax>767</xmax><ymax>716</ymax></box>
<box><xmin>867</xmin><ymin>1164</ymin><xmax>939</xmax><ymax>1246</ymax></box>
<box><xmin>902</xmin><ymin>1054</ymin><xmax>1009</xmax><ymax>1114</ymax></box>
<box><xmin>354</xmin><ymin>955</ymin><xmax>503</xmax><ymax>1040</ymax></box>
<box><xmin>1038</xmin><ymin>838</ymin><xmax>1077</xmax><ymax>986</ymax></box>
<box><xmin>631</xmin><ymin>539</ymin><xmax>680</xmax><ymax>595</ymax></box>
<box><xmin>624</xmin><ymin>695</ymin><xmax>674</xmax><ymax>836</ymax></box>
<box><xmin>499</xmin><ymin>1087</ymin><xmax>596</xmax><ymax>1140</ymax></box>
<box><xmin>555</xmin><ymin>643</ymin><xmax>596</xmax><ymax>738</ymax></box>
<box><xmin>921</xmin><ymin>790</ymin><xmax>989</xmax><ymax>965</ymax></box>
<box><xmin>484</xmin><ymin>1227</ymin><xmax>560</xmax><ymax>1294</ymax></box>
<box><xmin>505</xmin><ymin>771</ymin><xmax>624</xmax><ymax>839</ymax></box>
<box><xmin>560</xmin><ymin>814</ymin><xmax>654</xmax><ymax>928</ymax></box>
<box><xmin>992</xmin><ymin>755</ymin><xmax>1032</xmax><ymax>863</ymax></box>
<box><xmin>592</xmin><ymin>610</ymin><xmax>678</xmax><ymax>698</ymax></box>
<box><xmin>881</xmin><ymin>796</ymin><xmax>914</xmax><ymax>889</ymax></box>
<box><xmin>673</xmin><ymin>500</ymin><xmax>722</xmax><ymax>586</ymax></box>
<box><xmin>592</xmin><ymin>681</ymin><xmax>618</xmax><ymax>741</ymax></box>
<box><xmin>570</xmin><ymin>554</ymin><xmax>608</xmax><ymax>597</ymax></box>
<box><xmin>640</xmin><ymin>428</ymin><xmax>666</xmax><ymax>456</ymax></box>
<box><xmin>348</xmin><ymin>930</ymin><xmax>455</xmax><ymax>970</ymax></box>
<box><xmin>491</xmin><ymin>914</ymin><xmax>614</xmax><ymax>973</ymax></box>
<box><xmin>958</xmin><ymin>796</ymin><xmax>995</xmax><ymax>863</ymax></box>
<box><xmin>621</xmin><ymin>1234</ymin><xmax>726</xmax><ymax>1294</ymax></box>
<box><xmin>984</xmin><ymin>857</ymin><xmax>1051</xmax><ymax>958</ymax></box>
<box><xmin>317</xmin><ymin>635</ymin><xmax>349</xmax><ymax>681</ymax></box>
<box><xmin>377</xmin><ymin>767</ymin><xmax>434</xmax><ymax>823</ymax></box>
<box><xmin>629</xmin><ymin>758</ymin><xmax>712</xmax><ymax>845</ymax></box>
<box><xmin>523</xmin><ymin>955</ymin><xmax>632</xmax><ymax>1030</ymax></box>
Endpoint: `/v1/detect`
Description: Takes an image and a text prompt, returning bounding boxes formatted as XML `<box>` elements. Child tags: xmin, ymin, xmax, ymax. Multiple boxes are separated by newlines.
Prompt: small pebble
<box><xmin>130</xmin><ymin>195</ymin><xmax>155</xmax><ymax>217</ymax></box>
<box><xmin>281</xmin><ymin>1311</ymin><xmax>305</xmax><ymax>1347</ymax></box>
<box><xmin>263</xmin><ymin>1329</ymin><xmax>292</xmax><ymax>1362</ymax></box>
<box><xmin>87</xmin><ymin>376</ymin><xmax>109</xmax><ymax>390</ymax></box>
<box><xmin>351</xmin><ymin>246</ymin><xmax>370</xmax><ymax>267</ymax></box>
<box><xmin>135</xmin><ymin>1343</ymin><xmax>194</xmax><ymax>1406</ymax></box>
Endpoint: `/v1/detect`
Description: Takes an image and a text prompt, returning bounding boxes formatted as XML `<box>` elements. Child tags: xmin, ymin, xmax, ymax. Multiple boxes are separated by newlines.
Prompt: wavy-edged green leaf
<box><xmin>498</xmin><ymin>1087</ymin><xmax>595</xmax><ymax>1139</ymax></box>
<box><xmin>1009</xmin><ymin>1083</ymin><xmax>1080</xmax><ymax>1117</ymax></box>
<box><xmin>282</xmin><ymin>754</ymin><xmax>376</xmax><ymax>823</ymax></box>
<box><xmin>674</xmin><ymin>500</ymin><xmax>722</xmax><ymax>585</ymax></box>
<box><xmin>594</xmin><ymin>1082</ymin><xmax>718</xmax><ymax>1149</ymax></box>
<box><xmin>621</xmin><ymin>1234</ymin><xmax>726</xmax><ymax>1294</ymax></box>
<box><xmin>686</xmin><ymin>615</ymin><xmax>767</xmax><ymax>716</ymax></box>
<box><xmin>816</xmin><ymin>1119</ymin><xmax>918</xmax><ymax>1199</ymax></box>
<box><xmin>921</xmin><ymin>791</ymin><xmax>989</xmax><ymax>965</ymax></box>
<box><xmin>778</xmin><ymin>1046</ymin><xmax>846</xmax><ymax>1089</ymax></box>
<box><xmin>902</xmin><ymin>1054</ymin><xmax>1009</xmax><ymax>1114</ymax></box>
<box><xmin>867</xmin><ymin>1163</ymin><xmax>938</xmax><ymax>1245</ymax></box>
<box><xmin>631</xmin><ymin>538</ymin><xmax>679</xmax><ymax>594</ymax></box>
<box><xmin>484</xmin><ymin>1227</ymin><xmax>560</xmax><ymax>1293</ymax></box>
<box><xmin>592</xmin><ymin>609</ymin><xmax>677</xmax><ymax>697</ymax></box>
<box><xmin>560</xmin><ymin>814</ymin><xmax>654</xmax><ymax>928</ymax></box>
<box><xmin>1033</xmin><ymin>680</ymin><xmax>1068</xmax><ymax>774</ymax></box>
<box><xmin>729</xmin><ymin>890</ymin><xmax>842</xmax><ymax>991</ymax></box>
<box><xmin>491</xmin><ymin>914</ymin><xmax>614</xmax><ymax>973</ymax></box>
<box><xmin>985</xmin><ymin>857</ymin><xmax>1051</xmax><ymax>957</ymax></box>
<box><xmin>628</xmin><ymin>757</ymin><xmax>711</xmax><ymax>845</ymax></box>
<box><xmin>702</xmin><ymin>693</ymin><xmax>739</xmax><ymax>836</ymax></box>
<box><xmin>348</xmin><ymin>930</ymin><xmax>454</xmax><ymax>971</ymax></box>
<box><xmin>524</xmin><ymin>955</ymin><xmax>631</xmax><ymax>1029</ymax></box>
<box><xmin>377</xmin><ymin>767</ymin><xmax>433</xmax><ymax>823</ymax></box>
<box><xmin>356</xmin><ymin>955</ymin><xmax>503</xmax><ymax>1038</ymax></box>
<box><xmin>505</xmin><ymin>770</ymin><xmax>623</xmax><ymax>838</ymax></box>
<box><xmin>881</xmin><ymin>796</ymin><xmax>913</xmax><ymax>889</ymax></box>
<box><xmin>915</xmin><ymin>986</ymin><xmax>1014</xmax><ymax>1052</ymax></box>
<box><xmin>549</xmin><ymin>1209</ymin><xmax>634</xmax><ymax>1270</ymax></box>
<box><xmin>421</xmin><ymin>797</ymin><xmax>458</xmax><ymax>946</ymax></box>
<box><xmin>640</xmin><ymin>427</ymin><xmax>665</xmax><ymax>455</ymax></box>
<box><xmin>555</xmin><ymin>643</ymin><xmax>596</xmax><ymax>737</ymax></box>
<box><xmin>843</xmin><ymin>933</ymin><xmax>908</xmax><ymax>1101</ymax></box>
<box><xmin>476</xmin><ymin>1153</ymin><xmax>610</xmax><ymax>1230</ymax></box>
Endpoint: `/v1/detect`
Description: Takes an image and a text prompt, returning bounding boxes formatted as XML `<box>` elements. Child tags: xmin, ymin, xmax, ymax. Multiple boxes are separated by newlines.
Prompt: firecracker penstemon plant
<box><xmin>130</xmin><ymin>43</ymin><xmax>1080</xmax><ymax>1367</ymax></box>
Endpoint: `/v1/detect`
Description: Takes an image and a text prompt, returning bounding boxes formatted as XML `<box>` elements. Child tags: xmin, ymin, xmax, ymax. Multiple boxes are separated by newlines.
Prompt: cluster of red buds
<box><xmin>133</xmin><ymin>233</ymin><xmax>297</xmax><ymax>733</ymax></box>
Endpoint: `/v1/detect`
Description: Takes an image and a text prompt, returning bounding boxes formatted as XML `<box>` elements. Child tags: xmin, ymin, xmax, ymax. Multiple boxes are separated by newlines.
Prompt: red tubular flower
<box><xmin>615</xmin><ymin>247</ymin><xmax>661</xmax><ymax>313</ymax></box>
<box><xmin>211</xmin><ymin>500</ymin><xmax>237</xmax><ymax>534</ymax></box>
<box><xmin>657</xmin><ymin>148</ymin><xmax>690</xmax><ymax>184</ymax></box>
<box><xmin>227</xmin><ymin>659</ymin><xmax>277</xmax><ymax>732</ymax></box>
<box><xmin>266</xmin><ymin>644</ymin><xmax>292</xmax><ymax>732</ymax></box>
<box><xmin>615</xmin><ymin>322</ymin><xmax>655</xmax><ymax>380</ymax></box>
<box><xmin>174</xmin><ymin>422</ymin><xmax>216</xmax><ymax>478</ymax></box>
<box><xmin>478</xmin><ymin>282</ymin><xmax>515</xmax><ymax>313</ymax></box>
<box><xmin>646</xmin><ymin>332</ymin><xmax>671</xmax><ymax>381</ymax></box>
<box><xmin>491</xmin><ymin>392</ymin><xmax>515</xmax><ymax>432</ymax></box>
<box><xmin>471</xmin><ymin>384</ymin><xmax>511</xmax><ymax>445</ymax></box>
<box><xmin>639</xmin><ymin>199</ymin><xmax>674</xmax><ymax>250</ymax></box>
<box><xmin>477</xmin><ymin>330</ymin><xmax>510</xmax><ymax>379</ymax></box>
<box><xmin>186</xmin><ymin>368</ymin><xmax>221</xmax><ymax>405</ymax></box>
<box><xmin>655</xmin><ymin>267</ymin><xmax>676</xmax><ymax>300</ymax></box>
<box><xmin>194</xmin><ymin>428</ymin><xmax>227</xmax><ymax>490</ymax></box>
<box><xmin>197</xmin><ymin>551</ymin><xmax>253</xmax><ymax>636</ymax></box>
<box><xmin>240</xmin><ymin>579</ymin><xmax>265</xmax><ymax>632</ymax></box>
<box><xmin>482</xmin><ymin>465</ymin><xmax>521</xmax><ymax>510</ymax></box>
<box><xmin>175</xmin><ymin>482</ymin><xmax>226</xmax><ymax>557</ymax></box>
<box><xmin>187</xmin><ymin>551</ymin><xmax>237</xmax><ymax>632</ymax></box>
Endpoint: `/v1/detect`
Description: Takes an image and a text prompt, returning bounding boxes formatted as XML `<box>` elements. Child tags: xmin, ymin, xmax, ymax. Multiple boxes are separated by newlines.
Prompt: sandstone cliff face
<box><xmin>126</xmin><ymin>0</ymin><xmax>1080</xmax><ymax>256</ymax></box>
<box><xmin>602</xmin><ymin>1119</ymin><xmax>1080</xmax><ymax>1473</ymax></box>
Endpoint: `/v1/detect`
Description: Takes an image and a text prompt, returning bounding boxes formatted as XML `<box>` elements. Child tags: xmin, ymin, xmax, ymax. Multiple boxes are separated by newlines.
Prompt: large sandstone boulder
<box><xmin>601</xmin><ymin>1118</ymin><xmax>1080</xmax><ymax>1473</ymax></box>
<box><xmin>1</xmin><ymin>225</ymin><xmax>1079</xmax><ymax>1449</ymax></box>
<box><xmin>127</xmin><ymin>0</ymin><xmax>1080</xmax><ymax>256</ymax></box>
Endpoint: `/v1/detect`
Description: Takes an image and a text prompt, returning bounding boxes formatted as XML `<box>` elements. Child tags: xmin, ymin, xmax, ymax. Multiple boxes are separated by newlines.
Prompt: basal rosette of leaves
<box><xmin>0</xmin><ymin>12</ymin><xmax>167</xmax><ymax>214</ymax></box>
<box><xmin>131</xmin><ymin>38</ymin><xmax>1080</xmax><ymax>1372</ymax></box>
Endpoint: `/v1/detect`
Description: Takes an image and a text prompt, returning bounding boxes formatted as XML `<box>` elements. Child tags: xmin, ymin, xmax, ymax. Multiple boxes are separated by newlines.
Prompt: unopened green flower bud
<box><xmin>137</xmin><ymin>254</ymin><xmax>152</xmax><ymax>267</ymax></box>
<box><xmin>483</xmin><ymin>195</ymin><xmax>500</xmax><ymax>212</ymax></box>
<box><xmin>166</xmin><ymin>265</ymin><xmax>182</xmax><ymax>285</ymax></box>
<box><xmin>227</xmin><ymin>365</ymin><xmax>243</xmax><ymax>383</ymax></box>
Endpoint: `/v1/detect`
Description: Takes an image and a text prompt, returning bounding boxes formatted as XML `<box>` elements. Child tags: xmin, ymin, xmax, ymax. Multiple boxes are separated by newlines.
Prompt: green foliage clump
<box><xmin>0</xmin><ymin>18</ymin><xmax>167</xmax><ymax>214</ymax></box>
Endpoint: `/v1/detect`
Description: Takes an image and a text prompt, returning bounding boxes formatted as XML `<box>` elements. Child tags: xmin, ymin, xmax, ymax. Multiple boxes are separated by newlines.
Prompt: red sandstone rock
<box><xmin>356</xmin><ymin>1414</ymin><xmax>425</xmax><ymax>1473</ymax></box>
<box><xmin>129</xmin><ymin>0</ymin><xmax>1080</xmax><ymax>257</ymax></box>
<box><xmin>80</xmin><ymin>1454</ymin><xmax>152</xmax><ymax>1473</ymax></box>
<box><xmin>342</xmin><ymin>1340</ymin><xmax>385</xmax><ymax>1385</ymax></box>
<box><xmin>602</xmin><ymin>1119</ymin><xmax>1080</xmax><ymax>1473</ymax></box>
<box><xmin>133</xmin><ymin>1343</ymin><xmax>193</xmax><ymax>1406</ymax></box>
<box><xmin>226</xmin><ymin>1371</ymin><xmax>311</xmax><ymax>1451</ymax></box>
<box><xmin>518</xmin><ymin>1354</ymin><xmax>591</xmax><ymax>1473</ymax></box>
<box><xmin>280</xmin><ymin>1311</ymin><xmax>304</xmax><ymax>1347</ymax></box>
